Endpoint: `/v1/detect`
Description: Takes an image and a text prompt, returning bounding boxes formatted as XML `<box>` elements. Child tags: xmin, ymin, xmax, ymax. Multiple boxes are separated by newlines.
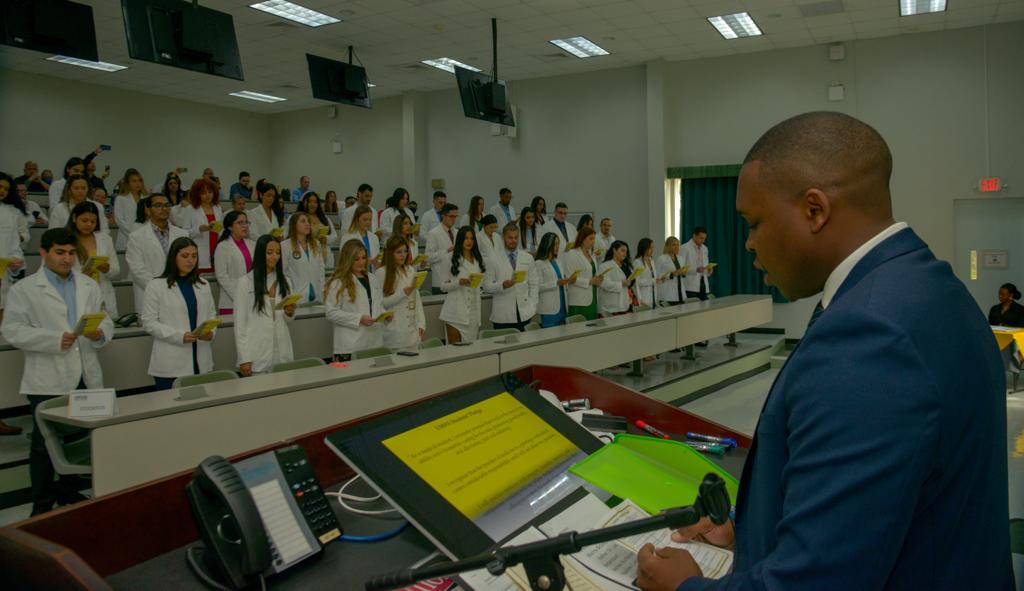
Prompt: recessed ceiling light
<box><xmin>549</xmin><ymin>36</ymin><xmax>610</xmax><ymax>58</ymax></box>
<box><xmin>707</xmin><ymin>12</ymin><xmax>763</xmax><ymax>39</ymax></box>
<box><xmin>46</xmin><ymin>55</ymin><xmax>127</xmax><ymax>72</ymax></box>
<box><xmin>900</xmin><ymin>0</ymin><xmax>947</xmax><ymax>16</ymax></box>
<box><xmin>249</xmin><ymin>1</ymin><xmax>340</xmax><ymax>27</ymax></box>
<box><xmin>421</xmin><ymin>57</ymin><xmax>480</xmax><ymax>74</ymax></box>
<box><xmin>229</xmin><ymin>91</ymin><xmax>288</xmax><ymax>103</ymax></box>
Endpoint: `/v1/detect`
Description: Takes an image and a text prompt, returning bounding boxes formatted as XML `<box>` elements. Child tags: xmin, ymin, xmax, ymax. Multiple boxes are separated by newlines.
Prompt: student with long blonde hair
<box><xmin>375</xmin><ymin>235</ymin><xmax>425</xmax><ymax>350</ymax></box>
<box><xmin>390</xmin><ymin>212</ymin><xmax>418</xmax><ymax>266</ymax></box>
<box><xmin>340</xmin><ymin>204</ymin><xmax>381</xmax><ymax>270</ymax></box>
<box><xmin>282</xmin><ymin>212</ymin><xmax>327</xmax><ymax>304</ymax></box>
<box><xmin>113</xmin><ymin>168</ymin><xmax>148</xmax><ymax>249</ymax></box>
<box><xmin>48</xmin><ymin>174</ymin><xmax>109</xmax><ymax>232</ymax></box>
<box><xmin>325</xmin><ymin>239</ymin><xmax>387</xmax><ymax>361</ymax></box>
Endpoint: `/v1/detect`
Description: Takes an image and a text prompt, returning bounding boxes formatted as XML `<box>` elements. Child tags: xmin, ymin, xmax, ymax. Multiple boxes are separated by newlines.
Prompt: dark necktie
<box><xmin>447</xmin><ymin>227</ymin><xmax>454</xmax><ymax>243</ymax></box>
<box><xmin>508</xmin><ymin>251</ymin><xmax>516</xmax><ymax>269</ymax></box>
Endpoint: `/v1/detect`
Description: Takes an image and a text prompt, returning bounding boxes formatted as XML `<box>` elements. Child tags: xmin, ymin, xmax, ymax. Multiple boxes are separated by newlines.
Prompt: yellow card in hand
<box><xmin>514</xmin><ymin>269</ymin><xmax>527</xmax><ymax>284</ymax></box>
<box><xmin>569</xmin><ymin>269</ymin><xmax>581</xmax><ymax>280</ymax></box>
<box><xmin>375</xmin><ymin>310</ymin><xmax>394</xmax><ymax>323</ymax></box>
<box><xmin>658</xmin><ymin>271</ymin><xmax>672</xmax><ymax>281</ymax></box>
<box><xmin>209</xmin><ymin>221</ymin><xmax>223</xmax><ymax>233</ymax></box>
<box><xmin>196</xmin><ymin>318</ymin><xmax>222</xmax><ymax>336</ymax></box>
<box><xmin>469</xmin><ymin>273</ymin><xmax>484</xmax><ymax>289</ymax></box>
<box><xmin>275</xmin><ymin>293</ymin><xmax>303</xmax><ymax>310</ymax></box>
<box><xmin>596</xmin><ymin>266</ymin><xmax>613</xmax><ymax>278</ymax></box>
<box><xmin>706</xmin><ymin>262</ymin><xmax>718</xmax><ymax>270</ymax></box>
<box><xmin>413</xmin><ymin>271</ymin><xmax>428</xmax><ymax>290</ymax></box>
<box><xmin>681</xmin><ymin>265</ymin><xmax>689</xmax><ymax>274</ymax></box>
<box><xmin>412</xmin><ymin>223</ymin><xmax>422</xmax><ymax>234</ymax></box>
<box><xmin>0</xmin><ymin>257</ymin><xmax>12</xmax><ymax>275</ymax></box>
<box><xmin>628</xmin><ymin>267</ymin><xmax>644</xmax><ymax>282</ymax></box>
<box><xmin>73</xmin><ymin>313</ymin><xmax>106</xmax><ymax>336</ymax></box>
<box><xmin>317</xmin><ymin>226</ymin><xmax>330</xmax><ymax>239</ymax></box>
<box><xmin>414</xmin><ymin>253</ymin><xmax>428</xmax><ymax>266</ymax></box>
<box><xmin>271</xmin><ymin>228</ymin><xmax>284</xmax><ymax>239</ymax></box>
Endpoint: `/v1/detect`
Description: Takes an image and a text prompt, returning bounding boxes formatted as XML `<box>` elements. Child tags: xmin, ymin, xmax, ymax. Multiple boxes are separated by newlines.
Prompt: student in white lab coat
<box><xmin>294</xmin><ymin>192</ymin><xmax>337</xmax><ymax>254</ymax></box>
<box><xmin>483</xmin><ymin>223</ymin><xmax>538</xmax><ymax>332</ymax></box>
<box><xmin>538</xmin><ymin>202</ymin><xmax>577</xmax><ymax>251</ymax></box>
<box><xmin>656</xmin><ymin>236</ymin><xmax>688</xmax><ymax>306</ymax></box>
<box><xmin>67</xmin><ymin>201</ymin><xmax>119</xmax><ymax>316</ymax></box>
<box><xmin>594</xmin><ymin>217</ymin><xmax>616</xmax><ymax>258</ymax></box>
<box><xmin>681</xmin><ymin>226</ymin><xmax>713</xmax><ymax>301</ymax></box>
<box><xmin>325</xmin><ymin>239</ymin><xmax>388</xmax><ymax>361</ymax></box>
<box><xmin>530</xmin><ymin>195</ymin><xmax>548</xmax><ymax>228</ymax></box>
<box><xmin>476</xmin><ymin>214</ymin><xmax>501</xmax><ymax>263</ymax></box>
<box><xmin>376</xmin><ymin>235</ymin><xmax>426</xmax><ymax>350</ymax></box>
<box><xmin>283</xmin><ymin>213</ymin><xmax>327</xmax><ymax>305</ymax></box>
<box><xmin>182</xmin><ymin>178</ymin><xmax>224</xmax><ymax>273</ymax></box>
<box><xmin>1</xmin><ymin>227</ymin><xmax>113</xmax><ymax>514</ymax></box>
<box><xmin>47</xmin><ymin>156</ymin><xmax>87</xmax><ymax>211</ymax></box>
<box><xmin>379</xmin><ymin>188</ymin><xmax>417</xmax><ymax>243</ymax></box>
<box><xmin>341</xmin><ymin>205</ymin><xmax>381</xmax><ymax>271</ymax></box>
<box><xmin>632</xmin><ymin>238</ymin><xmax>661</xmax><ymax>310</ymax></box>
<box><xmin>425</xmin><ymin>203</ymin><xmax>460</xmax><ymax>294</ymax></box>
<box><xmin>247</xmin><ymin>180</ymin><xmax>285</xmax><ymax>239</ymax></box>
<box><xmin>576</xmin><ymin>214</ymin><xmax>595</xmax><ymax>236</ymax></box>
<box><xmin>439</xmin><ymin>225</ymin><xmax>485</xmax><ymax>344</ymax></box>
<box><xmin>113</xmin><ymin>169</ymin><xmax>148</xmax><ymax>250</ymax></box>
<box><xmin>213</xmin><ymin>211</ymin><xmax>256</xmax><ymax>315</ymax></box>
<box><xmin>340</xmin><ymin>183</ymin><xmax>379</xmax><ymax>237</ymax></box>
<box><xmin>459</xmin><ymin>195</ymin><xmax>486</xmax><ymax>231</ymax></box>
<box><xmin>562</xmin><ymin>227</ymin><xmax>604</xmax><ymax>321</ymax></box>
<box><xmin>48</xmin><ymin>175</ymin><xmax>109</xmax><ymax>233</ymax></box>
<box><xmin>126</xmin><ymin>194</ymin><xmax>189</xmax><ymax>312</ymax></box>
<box><xmin>418</xmin><ymin>191</ymin><xmax>447</xmax><ymax>239</ymax></box>
<box><xmin>488</xmin><ymin>187</ymin><xmax>516</xmax><ymax>227</ymax></box>
<box><xmin>141</xmin><ymin>237</ymin><xmax>217</xmax><ymax>390</ymax></box>
<box><xmin>0</xmin><ymin>173</ymin><xmax>28</xmax><ymax>323</ymax></box>
<box><xmin>389</xmin><ymin>212</ymin><xmax>420</xmax><ymax>268</ymax></box>
<box><xmin>597</xmin><ymin>240</ymin><xmax>633</xmax><ymax>317</ymax></box>
<box><xmin>534</xmin><ymin>233</ymin><xmax>576</xmax><ymax>328</ymax></box>
<box><xmin>234</xmin><ymin>235</ymin><xmax>296</xmax><ymax>376</ymax></box>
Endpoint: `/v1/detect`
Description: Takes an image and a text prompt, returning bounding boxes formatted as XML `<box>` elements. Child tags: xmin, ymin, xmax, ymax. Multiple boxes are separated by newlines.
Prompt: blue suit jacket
<box><xmin>682</xmin><ymin>228</ymin><xmax>1013</xmax><ymax>590</ymax></box>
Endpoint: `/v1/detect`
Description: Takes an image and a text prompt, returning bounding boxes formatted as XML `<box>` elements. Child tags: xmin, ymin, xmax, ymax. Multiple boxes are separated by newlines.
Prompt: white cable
<box><xmin>335</xmin><ymin>474</ymin><xmax>382</xmax><ymax>502</ymax></box>
<box><xmin>326</xmin><ymin>474</ymin><xmax>399</xmax><ymax>516</ymax></box>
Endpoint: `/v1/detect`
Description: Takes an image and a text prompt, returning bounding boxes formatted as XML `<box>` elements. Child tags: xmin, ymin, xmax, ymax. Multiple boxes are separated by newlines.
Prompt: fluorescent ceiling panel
<box><xmin>900</xmin><ymin>0</ymin><xmax>947</xmax><ymax>16</ymax></box>
<box><xmin>249</xmin><ymin>1</ymin><xmax>340</xmax><ymax>27</ymax></box>
<box><xmin>549</xmin><ymin>36</ymin><xmax>610</xmax><ymax>58</ymax></box>
<box><xmin>708</xmin><ymin>12</ymin><xmax>763</xmax><ymax>39</ymax></box>
<box><xmin>421</xmin><ymin>58</ymin><xmax>480</xmax><ymax>74</ymax></box>
<box><xmin>229</xmin><ymin>91</ymin><xmax>288</xmax><ymax>103</ymax></box>
<box><xmin>46</xmin><ymin>55</ymin><xmax>127</xmax><ymax>72</ymax></box>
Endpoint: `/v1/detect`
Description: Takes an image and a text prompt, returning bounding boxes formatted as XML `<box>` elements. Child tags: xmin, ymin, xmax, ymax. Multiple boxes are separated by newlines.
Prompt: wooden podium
<box><xmin>0</xmin><ymin>366</ymin><xmax>750</xmax><ymax>589</ymax></box>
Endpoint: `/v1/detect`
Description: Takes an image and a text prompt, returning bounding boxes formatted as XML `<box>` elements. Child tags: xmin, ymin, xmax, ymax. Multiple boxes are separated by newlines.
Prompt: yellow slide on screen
<box><xmin>383</xmin><ymin>393</ymin><xmax>577</xmax><ymax>519</ymax></box>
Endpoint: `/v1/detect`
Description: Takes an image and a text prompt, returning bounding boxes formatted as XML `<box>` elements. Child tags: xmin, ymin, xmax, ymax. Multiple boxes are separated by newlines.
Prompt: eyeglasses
<box><xmin>149</xmin><ymin>203</ymin><xmax>171</xmax><ymax>209</ymax></box>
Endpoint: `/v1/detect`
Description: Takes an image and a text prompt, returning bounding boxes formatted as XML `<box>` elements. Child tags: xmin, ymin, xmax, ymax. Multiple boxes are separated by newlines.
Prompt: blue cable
<box><xmin>339</xmin><ymin>521</ymin><xmax>409</xmax><ymax>543</ymax></box>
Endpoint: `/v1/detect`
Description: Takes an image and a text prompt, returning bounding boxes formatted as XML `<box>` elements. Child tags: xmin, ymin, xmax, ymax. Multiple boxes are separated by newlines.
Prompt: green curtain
<box><xmin>681</xmin><ymin>175</ymin><xmax>782</xmax><ymax>301</ymax></box>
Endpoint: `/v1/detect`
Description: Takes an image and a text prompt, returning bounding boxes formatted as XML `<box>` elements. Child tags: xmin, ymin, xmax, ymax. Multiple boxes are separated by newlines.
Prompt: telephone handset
<box><xmin>186</xmin><ymin>445</ymin><xmax>343</xmax><ymax>590</ymax></box>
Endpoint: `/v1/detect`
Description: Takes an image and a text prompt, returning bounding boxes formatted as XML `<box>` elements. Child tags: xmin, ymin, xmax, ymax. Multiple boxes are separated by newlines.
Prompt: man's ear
<box><xmin>803</xmin><ymin>188</ymin><xmax>831</xmax><ymax>234</ymax></box>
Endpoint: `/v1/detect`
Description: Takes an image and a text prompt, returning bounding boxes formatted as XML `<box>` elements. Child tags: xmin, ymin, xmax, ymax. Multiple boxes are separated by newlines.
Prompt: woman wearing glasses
<box><xmin>213</xmin><ymin>211</ymin><xmax>256</xmax><ymax>315</ymax></box>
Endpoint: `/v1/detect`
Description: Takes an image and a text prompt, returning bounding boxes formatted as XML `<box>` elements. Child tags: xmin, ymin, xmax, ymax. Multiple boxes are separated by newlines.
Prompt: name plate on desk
<box><xmin>69</xmin><ymin>389</ymin><xmax>117</xmax><ymax>418</ymax></box>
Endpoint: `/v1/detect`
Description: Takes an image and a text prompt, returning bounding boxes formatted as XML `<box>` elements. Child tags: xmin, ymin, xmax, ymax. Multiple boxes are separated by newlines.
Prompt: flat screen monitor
<box><xmin>306</xmin><ymin>53</ymin><xmax>371</xmax><ymax>109</ymax></box>
<box><xmin>0</xmin><ymin>0</ymin><xmax>98</xmax><ymax>62</ymax></box>
<box><xmin>121</xmin><ymin>0</ymin><xmax>243</xmax><ymax>81</ymax></box>
<box><xmin>324</xmin><ymin>375</ymin><xmax>601</xmax><ymax>559</ymax></box>
<box><xmin>455</xmin><ymin>66</ymin><xmax>515</xmax><ymax>127</ymax></box>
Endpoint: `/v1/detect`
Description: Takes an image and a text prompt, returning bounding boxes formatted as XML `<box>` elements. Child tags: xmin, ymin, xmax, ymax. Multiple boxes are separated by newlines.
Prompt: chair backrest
<box><xmin>353</xmin><ymin>347</ymin><xmax>392</xmax><ymax>360</ymax></box>
<box><xmin>421</xmin><ymin>337</ymin><xmax>443</xmax><ymax>349</ymax></box>
<box><xmin>271</xmin><ymin>357</ymin><xmax>326</xmax><ymax>373</ymax></box>
<box><xmin>480</xmin><ymin>328</ymin><xmax>519</xmax><ymax>339</ymax></box>
<box><xmin>524</xmin><ymin>322</ymin><xmax>541</xmax><ymax>332</ymax></box>
<box><xmin>566</xmin><ymin>314</ymin><xmax>587</xmax><ymax>324</ymax></box>
<box><xmin>34</xmin><ymin>397</ymin><xmax>91</xmax><ymax>475</ymax></box>
<box><xmin>173</xmin><ymin>370</ymin><xmax>239</xmax><ymax>389</ymax></box>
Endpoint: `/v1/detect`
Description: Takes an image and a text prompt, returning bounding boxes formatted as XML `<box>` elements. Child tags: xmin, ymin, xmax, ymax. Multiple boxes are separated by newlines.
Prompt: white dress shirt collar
<box><xmin>821</xmin><ymin>222</ymin><xmax>908</xmax><ymax>309</ymax></box>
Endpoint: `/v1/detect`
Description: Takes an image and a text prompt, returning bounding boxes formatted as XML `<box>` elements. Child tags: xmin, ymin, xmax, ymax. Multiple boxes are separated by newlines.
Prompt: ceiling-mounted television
<box><xmin>121</xmin><ymin>0</ymin><xmax>243</xmax><ymax>81</ymax></box>
<box><xmin>0</xmin><ymin>0</ymin><xmax>98</xmax><ymax>62</ymax></box>
<box><xmin>455</xmin><ymin>66</ymin><xmax>515</xmax><ymax>127</ymax></box>
<box><xmin>306</xmin><ymin>53</ymin><xmax>371</xmax><ymax>109</ymax></box>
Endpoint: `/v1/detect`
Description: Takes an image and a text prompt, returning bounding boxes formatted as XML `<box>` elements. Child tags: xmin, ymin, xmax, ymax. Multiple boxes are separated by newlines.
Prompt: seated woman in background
<box><xmin>563</xmin><ymin>227</ymin><xmax>604</xmax><ymax>321</ymax></box>
<box><xmin>283</xmin><ymin>212</ymin><xmax>327</xmax><ymax>305</ymax></box>
<box><xmin>141</xmin><ymin>237</ymin><xmax>217</xmax><ymax>390</ymax></box>
<box><xmin>326</xmin><ymin>239</ymin><xmax>388</xmax><ymax>362</ymax></box>
<box><xmin>248</xmin><ymin>180</ymin><xmax>285</xmax><ymax>239</ymax></box>
<box><xmin>213</xmin><ymin>211</ymin><xmax>255</xmax><ymax>315</ymax></box>
<box><xmin>49</xmin><ymin>174</ymin><xmax>109</xmax><ymax>232</ymax></box>
<box><xmin>234</xmin><ymin>235</ymin><xmax>296</xmax><ymax>376</ymax></box>
<box><xmin>323</xmin><ymin>190</ymin><xmax>339</xmax><ymax>215</ymax></box>
<box><xmin>534</xmin><ymin>232</ymin><xmax>575</xmax><ymax>328</ymax></box>
<box><xmin>67</xmin><ymin>201</ymin><xmax>119</xmax><ymax>316</ymax></box>
<box><xmin>341</xmin><ymin>205</ymin><xmax>381</xmax><ymax>270</ymax></box>
<box><xmin>376</xmin><ymin>235</ymin><xmax>426</xmax><ymax>350</ymax></box>
<box><xmin>598</xmin><ymin>240</ymin><xmax>633</xmax><ymax>317</ymax></box>
<box><xmin>990</xmin><ymin>283</ymin><xmax>1024</xmax><ymax>327</ymax></box>
<box><xmin>184</xmin><ymin>178</ymin><xmax>223</xmax><ymax>274</ymax></box>
<box><xmin>113</xmin><ymin>168</ymin><xmax>148</xmax><ymax>250</ymax></box>
<box><xmin>439</xmin><ymin>226</ymin><xmax>485</xmax><ymax>344</ymax></box>
<box><xmin>518</xmin><ymin>206</ymin><xmax>540</xmax><ymax>257</ymax></box>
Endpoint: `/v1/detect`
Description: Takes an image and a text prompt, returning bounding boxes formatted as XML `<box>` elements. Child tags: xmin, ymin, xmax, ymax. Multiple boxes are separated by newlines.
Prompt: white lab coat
<box><xmin>1</xmin><ymin>269</ymin><xmax>113</xmax><ymax>395</ymax></box>
<box><xmin>247</xmin><ymin>205</ymin><xmax>283</xmax><ymax>239</ymax></box>
<box><xmin>170</xmin><ymin>201</ymin><xmax>192</xmax><ymax>230</ymax></box>
<box><xmin>425</xmin><ymin>224</ymin><xmax>456</xmax><ymax>290</ymax></box>
<box><xmin>71</xmin><ymin>231</ymin><xmax>120</xmax><ymax>316</ymax></box>
<box><xmin>0</xmin><ymin>204</ymin><xmax>27</xmax><ymax>309</ymax></box>
<box><xmin>48</xmin><ymin>200</ymin><xmax>110</xmax><ymax>233</ymax></box>
<box><xmin>141</xmin><ymin>278</ymin><xmax>216</xmax><ymax>378</ymax></box>
<box><xmin>656</xmin><ymin>254</ymin><xmax>687</xmax><ymax>304</ymax></box>
<box><xmin>24</xmin><ymin>200</ymin><xmax>47</xmax><ymax>226</ymax></box>
<box><xmin>681</xmin><ymin>239</ymin><xmax>710</xmax><ymax>293</ymax></box>
<box><xmin>325</xmin><ymin>273</ymin><xmax>385</xmax><ymax>355</ymax></box>
<box><xmin>282</xmin><ymin>240</ymin><xmax>327</xmax><ymax>304</ymax></box>
<box><xmin>477</xmin><ymin>230</ymin><xmax>500</xmax><ymax>262</ymax></box>
<box><xmin>419</xmin><ymin>208</ymin><xmax>444</xmax><ymax>239</ymax></box>
<box><xmin>125</xmin><ymin>221</ymin><xmax>189</xmax><ymax>311</ymax></box>
<box><xmin>379</xmin><ymin>206</ymin><xmax>416</xmax><ymax>242</ymax></box>
<box><xmin>488</xmin><ymin>202</ymin><xmax>515</xmax><ymax>227</ymax></box>
<box><xmin>483</xmin><ymin>249</ymin><xmax>538</xmax><ymax>324</ymax></box>
<box><xmin>375</xmin><ymin>266</ymin><xmax>425</xmax><ymax>350</ymax></box>
<box><xmin>535</xmin><ymin>258</ymin><xmax>568</xmax><ymax>316</ymax></box>
<box><xmin>597</xmin><ymin>260</ymin><xmax>630</xmax><ymax>316</ymax></box>
<box><xmin>48</xmin><ymin>178</ymin><xmax>65</xmax><ymax>211</ymax></box>
<box><xmin>438</xmin><ymin>258</ymin><xmax>483</xmax><ymax>327</ymax></box>
<box><xmin>539</xmin><ymin>219</ymin><xmax>577</xmax><ymax>251</ymax></box>
<box><xmin>233</xmin><ymin>273</ymin><xmax>295</xmax><ymax>373</ymax></box>
<box><xmin>340</xmin><ymin>204</ymin><xmax>379</xmax><ymax>236</ymax></box>
<box><xmin>519</xmin><ymin>225</ymin><xmax>541</xmax><ymax>256</ymax></box>
<box><xmin>563</xmin><ymin>249</ymin><xmax>598</xmax><ymax>307</ymax></box>
<box><xmin>284</xmin><ymin>216</ymin><xmax>338</xmax><ymax>249</ymax></box>
<box><xmin>114</xmin><ymin>194</ymin><xmax>145</xmax><ymax>250</ymax></box>
<box><xmin>183</xmin><ymin>205</ymin><xmax>224</xmax><ymax>269</ymax></box>
<box><xmin>594</xmin><ymin>233</ymin><xmax>616</xmax><ymax>258</ymax></box>
<box><xmin>340</xmin><ymin>231</ymin><xmax>381</xmax><ymax>268</ymax></box>
<box><xmin>633</xmin><ymin>257</ymin><xmax>657</xmax><ymax>309</ymax></box>
<box><xmin>213</xmin><ymin>237</ymin><xmax>256</xmax><ymax>311</ymax></box>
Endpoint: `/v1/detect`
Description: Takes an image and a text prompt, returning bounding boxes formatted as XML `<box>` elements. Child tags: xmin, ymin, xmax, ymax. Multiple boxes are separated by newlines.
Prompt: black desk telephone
<box><xmin>185</xmin><ymin>444</ymin><xmax>342</xmax><ymax>590</ymax></box>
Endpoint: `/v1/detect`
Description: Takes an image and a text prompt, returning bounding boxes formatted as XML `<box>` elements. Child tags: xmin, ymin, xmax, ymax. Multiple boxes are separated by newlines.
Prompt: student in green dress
<box><xmin>564</xmin><ymin>226</ymin><xmax>604</xmax><ymax>320</ymax></box>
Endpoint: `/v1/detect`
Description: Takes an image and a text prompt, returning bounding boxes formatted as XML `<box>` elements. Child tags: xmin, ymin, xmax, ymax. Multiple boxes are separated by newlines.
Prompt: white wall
<box><xmin>0</xmin><ymin>69</ymin><xmax>271</xmax><ymax>193</ymax></box>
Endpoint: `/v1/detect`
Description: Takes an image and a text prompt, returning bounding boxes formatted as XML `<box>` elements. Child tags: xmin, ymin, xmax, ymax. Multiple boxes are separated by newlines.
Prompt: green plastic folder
<box><xmin>569</xmin><ymin>434</ymin><xmax>740</xmax><ymax>515</ymax></box>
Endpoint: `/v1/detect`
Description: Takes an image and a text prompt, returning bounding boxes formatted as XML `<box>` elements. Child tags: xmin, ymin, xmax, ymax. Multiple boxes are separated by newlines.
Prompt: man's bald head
<box><xmin>744</xmin><ymin>111</ymin><xmax>893</xmax><ymax>218</ymax></box>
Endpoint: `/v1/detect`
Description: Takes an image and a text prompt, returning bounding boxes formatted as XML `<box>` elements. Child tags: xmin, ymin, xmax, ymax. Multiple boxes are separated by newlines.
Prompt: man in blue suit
<box><xmin>637</xmin><ymin>112</ymin><xmax>1013</xmax><ymax>590</ymax></box>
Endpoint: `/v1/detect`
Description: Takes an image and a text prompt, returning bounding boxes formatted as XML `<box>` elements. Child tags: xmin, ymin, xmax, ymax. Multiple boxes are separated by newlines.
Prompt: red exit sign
<box><xmin>979</xmin><ymin>177</ymin><xmax>1001</xmax><ymax>192</ymax></box>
